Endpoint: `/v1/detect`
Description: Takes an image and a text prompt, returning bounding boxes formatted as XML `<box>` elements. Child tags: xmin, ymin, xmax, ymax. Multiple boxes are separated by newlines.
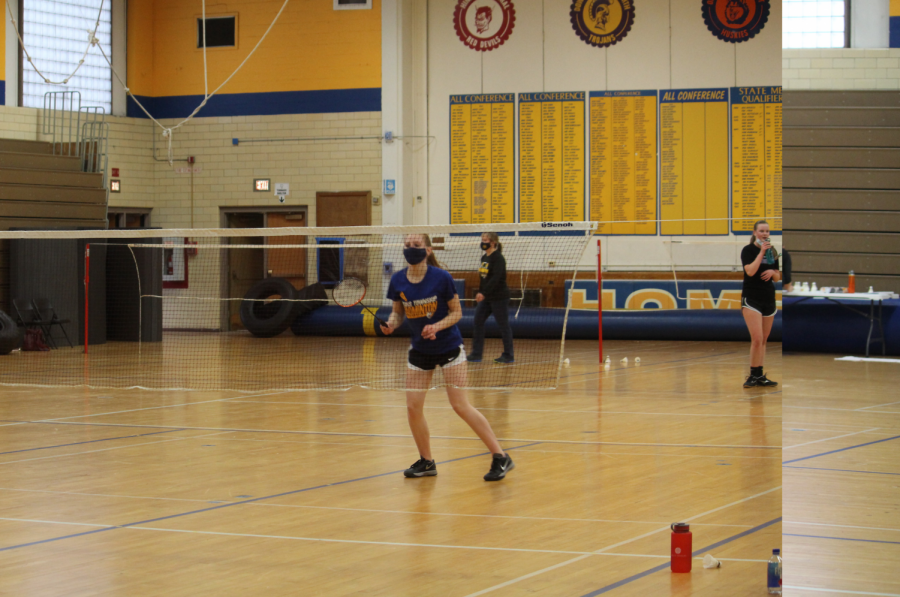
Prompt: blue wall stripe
<box><xmin>580</xmin><ymin>517</ymin><xmax>782</xmax><ymax>596</ymax></box>
<box><xmin>0</xmin><ymin>442</ymin><xmax>540</xmax><ymax>553</ymax></box>
<box><xmin>891</xmin><ymin>17</ymin><xmax>900</xmax><ymax>48</ymax></box>
<box><xmin>0</xmin><ymin>80</ymin><xmax>5</xmax><ymax>106</ymax></box>
<box><xmin>782</xmin><ymin>435</ymin><xmax>900</xmax><ymax>465</ymax></box>
<box><xmin>126</xmin><ymin>87</ymin><xmax>381</xmax><ymax>119</ymax></box>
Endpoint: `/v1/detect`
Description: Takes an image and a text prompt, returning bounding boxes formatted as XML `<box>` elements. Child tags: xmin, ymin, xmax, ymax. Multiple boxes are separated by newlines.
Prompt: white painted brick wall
<box><xmin>783</xmin><ymin>49</ymin><xmax>900</xmax><ymax>90</ymax></box>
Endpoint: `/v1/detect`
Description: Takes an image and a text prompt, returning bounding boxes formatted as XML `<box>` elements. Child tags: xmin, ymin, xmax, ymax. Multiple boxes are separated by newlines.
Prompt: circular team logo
<box><xmin>703</xmin><ymin>0</ymin><xmax>770</xmax><ymax>43</ymax></box>
<box><xmin>453</xmin><ymin>0</ymin><xmax>516</xmax><ymax>52</ymax></box>
<box><xmin>570</xmin><ymin>0</ymin><xmax>635</xmax><ymax>48</ymax></box>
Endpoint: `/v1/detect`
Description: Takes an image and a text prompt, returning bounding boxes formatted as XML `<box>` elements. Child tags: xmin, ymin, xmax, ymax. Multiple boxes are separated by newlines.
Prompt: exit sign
<box><xmin>254</xmin><ymin>179</ymin><xmax>270</xmax><ymax>192</ymax></box>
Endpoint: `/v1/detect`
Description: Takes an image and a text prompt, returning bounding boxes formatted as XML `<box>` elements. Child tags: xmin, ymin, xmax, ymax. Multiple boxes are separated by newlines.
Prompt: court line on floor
<box><xmin>783</xmin><ymin>429</ymin><xmax>881</xmax><ymax>450</ymax></box>
<box><xmin>0</xmin><ymin>429</ymin><xmax>185</xmax><ymax>455</ymax></box>
<box><xmin>6</xmin><ymin>420</ymin><xmax>780</xmax><ymax>449</ymax></box>
<box><xmin>784</xmin><ymin>465</ymin><xmax>900</xmax><ymax>476</ymax></box>
<box><xmin>0</xmin><ymin>490</ymin><xmax>756</xmax><ymax>528</ymax></box>
<box><xmin>783</xmin><ymin>434</ymin><xmax>900</xmax><ymax>464</ymax></box>
<box><xmin>462</xmin><ymin>487</ymin><xmax>782</xmax><ymax>597</ymax></box>
<box><xmin>0</xmin><ymin>514</ymin><xmax>766</xmax><ymax>560</ymax></box>
<box><xmin>856</xmin><ymin>400</ymin><xmax>900</xmax><ymax>411</ymax></box>
<box><xmin>0</xmin><ymin>432</ymin><xmax>231</xmax><ymax>466</ymax></box>
<box><xmin>576</xmin><ymin>517</ymin><xmax>783</xmax><ymax>597</ymax></box>
<box><xmin>227</xmin><ymin>399</ymin><xmax>782</xmax><ymax>419</ymax></box>
<box><xmin>784</xmin><ymin>533</ymin><xmax>900</xmax><ymax>546</ymax></box>
<box><xmin>786</xmin><ymin>521</ymin><xmax>900</xmax><ymax>534</ymax></box>
<box><xmin>783</xmin><ymin>587</ymin><xmax>900</xmax><ymax>597</ymax></box>
<box><xmin>0</xmin><ymin>442</ymin><xmax>541</xmax><ymax>553</ymax></box>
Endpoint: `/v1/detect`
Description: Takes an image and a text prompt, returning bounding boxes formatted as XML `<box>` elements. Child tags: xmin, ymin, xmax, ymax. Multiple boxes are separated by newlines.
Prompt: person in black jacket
<box><xmin>469</xmin><ymin>232</ymin><xmax>514</xmax><ymax>364</ymax></box>
<box><xmin>741</xmin><ymin>220</ymin><xmax>781</xmax><ymax>388</ymax></box>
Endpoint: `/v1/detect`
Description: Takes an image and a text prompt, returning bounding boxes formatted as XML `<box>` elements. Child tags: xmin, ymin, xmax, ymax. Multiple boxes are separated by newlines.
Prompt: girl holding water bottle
<box><xmin>741</xmin><ymin>220</ymin><xmax>781</xmax><ymax>388</ymax></box>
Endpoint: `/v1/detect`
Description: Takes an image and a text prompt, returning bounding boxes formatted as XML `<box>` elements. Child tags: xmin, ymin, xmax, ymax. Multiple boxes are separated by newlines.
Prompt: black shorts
<box><xmin>742</xmin><ymin>295</ymin><xmax>777</xmax><ymax>317</ymax></box>
<box><xmin>408</xmin><ymin>346</ymin><xmax>466</xmax><ymax>371</ymax></box>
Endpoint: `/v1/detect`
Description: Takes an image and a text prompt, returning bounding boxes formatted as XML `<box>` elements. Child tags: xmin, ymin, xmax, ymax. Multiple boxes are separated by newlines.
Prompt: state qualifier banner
<box><xmin>659</xmin><ymin>88</ymin><xmax>729</xmax><ymax>235</ymax></box>
<box><xmin>450</xmin><ymin>94</ymin><xmax>516</xmax><ymax>224</ymax></box>
<box><xmin>731</xmin><ymin>86</ymin><xmax>782</xmax><ymax>233</ymax></box>
<box><xmin>519</xmin><ymin>91</ymin><xmax>585</xmax><ymax>222</ymax></box>
<box><xmin>589</xmin><ymin>90</ymin><xmax>657</xmax><ymax>234</ymax></box>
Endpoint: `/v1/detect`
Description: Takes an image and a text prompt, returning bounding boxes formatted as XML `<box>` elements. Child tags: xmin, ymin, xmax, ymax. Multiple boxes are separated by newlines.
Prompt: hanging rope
<box><xmin>9</xmin><ymin>0</ymin><xmax>292</xmax><ymax>164</ymax></box>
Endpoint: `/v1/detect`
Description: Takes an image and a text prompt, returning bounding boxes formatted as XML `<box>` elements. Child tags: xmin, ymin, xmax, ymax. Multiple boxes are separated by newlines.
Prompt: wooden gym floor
<box><xmin>0</xmin><ymin>339</ymin><xmax>784</xmax><ymax>596</ymax></box>
<box><xmin>783</xmin><ymin>354</ymin><xmax>900</xmax><ymax>597</ymax></box>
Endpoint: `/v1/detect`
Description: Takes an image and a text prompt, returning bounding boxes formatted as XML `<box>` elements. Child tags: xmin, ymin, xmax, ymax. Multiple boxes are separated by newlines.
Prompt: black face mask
<box><xmin>481</xmin><ymin>242</ymin><xmax>491</xmax><ymax>251</ymax></box>
<box><xmin>403</xmin><ymin>247</ymin><xmax>428</xmax><ymax>265</ymax></box>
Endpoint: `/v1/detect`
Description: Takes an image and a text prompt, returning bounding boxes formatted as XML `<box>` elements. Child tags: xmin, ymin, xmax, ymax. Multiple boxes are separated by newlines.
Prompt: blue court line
<box><xmin>0</xmin><ymin>429</ymin><xmax>184</xmax><ymax>455</ymax></box>
<box><xmin>9</xmin><ymin>420</ymin><xmax>780</xmax><ymax>449</ymax></box>
<box><xmin>784</xmin><ymin>465</ymin><xmax>900</xmax><ymax>477</ymax></box>
<box><xmin>0</xmin><ymin>442</ymin><xmax>541</xmax><ymax>553</ymax></box>
<box><xmin>784</xmin><ymin>533</ymin><xmax>900</xmax><ymax>546</ymax></box>
<box><xmin>579</xmin><ymin>517</ymin><xmax>782</xmax><ymax>597</ymax></box>
<box><xmin>783</xmin><ymin>434</ymin><xmax>900</xmax><ymax>465</ymax></box>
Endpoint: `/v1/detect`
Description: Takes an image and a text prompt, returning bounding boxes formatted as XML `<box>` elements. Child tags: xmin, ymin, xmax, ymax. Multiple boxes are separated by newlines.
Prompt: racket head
<box><xmin>332</xmin><ymin>277</ymin><xmax>367</xmax><ymax>307</ymax></box>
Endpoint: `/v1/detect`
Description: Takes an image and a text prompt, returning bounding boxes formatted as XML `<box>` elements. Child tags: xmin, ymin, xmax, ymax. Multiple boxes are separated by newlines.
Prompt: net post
<box><xmin>84</xmin><ymin>244</ymin><xmax>90</xmax><ymax>355</ymax></box>
<box><xmin>597</xmin><ymin>238</ymin><xmax>602</xmax><ymax>363</ymax></box>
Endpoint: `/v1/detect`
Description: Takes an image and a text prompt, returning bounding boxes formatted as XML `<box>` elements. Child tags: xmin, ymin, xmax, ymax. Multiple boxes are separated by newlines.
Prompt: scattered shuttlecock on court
<box><xmin>621</xmin><ymin>357</ymin><xmax>628</xmax><ymax>363</ymax></box>
<box><xmin>604</xmin><ymin>363</ymin><xmax>611</xmax><ymax>371</ymax></box>
<box><xmin>605</xmin><ymin>355</ymin><xmax>611</xmax><ymax>363</ymax></box>
<box><xmin>563</xmin><ymin>358</ymin><xmax>570</xmax><ymax>368</ymax></box>
<box><xmin>702</xmin><ymin>554</ymin><xmax>721</xmax><ymax>569</ymax></box>
<box><xmin>634</xmin><ymin>357</ymin><xmax>641</xmax><ymax>363</ymax></box>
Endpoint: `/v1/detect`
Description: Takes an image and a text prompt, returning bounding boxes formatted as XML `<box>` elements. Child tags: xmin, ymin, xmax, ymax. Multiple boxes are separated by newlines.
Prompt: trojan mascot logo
<box><xmin>570</xmin><ymin>0</ymin><xmax>635</xmax><ymax>48</ymax></box>
<box><xmin>702</xmin><ymin>0</ymin><xmax>769</xmax><ymax>43</ymax></box>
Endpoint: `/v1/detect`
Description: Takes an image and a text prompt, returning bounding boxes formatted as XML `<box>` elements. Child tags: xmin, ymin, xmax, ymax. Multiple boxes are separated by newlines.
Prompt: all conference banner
<box><xmin>450</xmin><ymin>94</ymin><xmax>516</xmax><ymax>224</ymax></box>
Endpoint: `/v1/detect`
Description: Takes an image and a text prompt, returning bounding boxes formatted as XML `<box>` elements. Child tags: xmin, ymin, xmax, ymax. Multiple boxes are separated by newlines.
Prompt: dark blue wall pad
<box><xmin>127</xmin><ymin>87</ymin><xmax>381</xmax><ymax>119</ymax></box>
<box><xmin>0</xmin><ymin>80</ymin><xmax>5</xmax><ymax>106</ymax></box>
<box><xmin>891</xmin><ymin>17</ymin><xmax>900</xmax><ymax>48</ymax></box>
<box><xmin>784</xmin><ymin>297</ymin><xmax>900</xmax><ymax>355</ymax></box>
<box><xmin>291</xmin><ymin>305</ymin><xmax>781</xmax><ymax>342</ymax></box>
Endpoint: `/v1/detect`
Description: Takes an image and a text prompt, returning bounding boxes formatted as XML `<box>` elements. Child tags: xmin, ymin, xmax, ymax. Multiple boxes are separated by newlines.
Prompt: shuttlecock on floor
<box><xmin>702</xmin><ymin>554</ymin><xmax>721</xmax><ymax>569</ymax></box>
<box><xmin>605</xmin><ymin>355</ymin><xmax>611</xmax><ymax>363</ymax></box>
<box><xmin>634</xmin><ymin>357</ymin><xmax>641</xmax><ymax>363</ymax></box>
<box><xmin>563</xmin><ymin>358</ymin><xmax>570</xmax><ymax>368</ymax></box>
<box><xmin>621</xmin><ymin>357</ymin><xmax>628</xmax><ymax>363</ymax></box>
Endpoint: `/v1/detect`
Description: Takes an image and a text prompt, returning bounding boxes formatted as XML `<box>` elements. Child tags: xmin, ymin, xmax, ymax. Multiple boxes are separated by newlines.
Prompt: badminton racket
<box><xmin>331</xmin><ymin>277</ymin><xmax>389</xmax><ymax>328</ymax></box>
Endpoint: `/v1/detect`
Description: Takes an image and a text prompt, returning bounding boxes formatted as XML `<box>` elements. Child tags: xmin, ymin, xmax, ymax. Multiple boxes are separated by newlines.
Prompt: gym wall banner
<box><xmin>570</xmin><ymin>0</ymin><xmax>635</xmax><ymax>48</ymax></box>
<box><xmin>454</xmin><ymin>0</ymin><xmax>516</xmax><ymax>52</ymax></box>
<box><xmin>702</xmin><ymin>0</ymin><xmax>770</xmax><ymax>43</ymax></box>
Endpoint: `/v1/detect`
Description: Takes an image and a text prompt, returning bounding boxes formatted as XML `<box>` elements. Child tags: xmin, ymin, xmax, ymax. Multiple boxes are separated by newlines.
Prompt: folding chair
<box><xmin>32</xmin><ymin>298</ymin><xmax>73</xmax><ymax>348</ymax></box>
<box><xmin>13</xmin><ymin>298</ymin><xmax>54</xmax><ymax>349</ymax></box>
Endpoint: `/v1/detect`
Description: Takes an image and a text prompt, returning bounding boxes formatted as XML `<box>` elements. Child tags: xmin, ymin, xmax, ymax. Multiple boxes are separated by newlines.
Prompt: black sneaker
<box><xmin>743</xmin><ymin>375</ymin><xmax>759</xmax><ymax>388</ymax></box>
<box><xmin>494</xmin><ymin>355</ymin><xmax>515</xmax><ymax>364</ymax></box>
<box><xmin>756</xmin><ymin>374</ymin><xmax>778</xmax><ymax>387</ymax></box>
<box><xmin>403</xmin><ymin>457</ymin><xmax>437</xmax><ymax>478</ymax></box>
<box><xmin>468</xmin><ymin>355</ymin><xmax>483</xmax><ymax>363</ymax></box>
<box><xmin>484</xmin><ymin>453</ymin><xmax>515</xmax><ymax>481</ymax></box>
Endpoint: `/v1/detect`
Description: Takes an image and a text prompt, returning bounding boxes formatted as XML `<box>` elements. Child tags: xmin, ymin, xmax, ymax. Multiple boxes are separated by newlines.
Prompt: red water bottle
<box><xmin>848</xmin><ymin>271</ymin><xmax>856</xmax><ymax>294</ymax></box>
<box><xmin>671</xmin><ymin>522</ymin><xmax>692</xmax><ymax>573</ymax></box>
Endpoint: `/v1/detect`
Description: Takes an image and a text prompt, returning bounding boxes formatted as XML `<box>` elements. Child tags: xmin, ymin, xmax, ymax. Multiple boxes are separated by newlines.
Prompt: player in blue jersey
<box><xmin>381</xmin><ymin>233</ymin><xmax>514</xmax><ymax>481</ymax></box>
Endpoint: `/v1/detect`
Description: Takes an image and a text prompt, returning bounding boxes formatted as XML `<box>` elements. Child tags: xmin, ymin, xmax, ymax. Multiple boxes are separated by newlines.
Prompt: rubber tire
<box><xmin>0</xmin><ymin>309</ymin><xmax>22</xmax><ymax>355</ymax></box>
<box><xmin>240</xmin><ymin>278</ymin><xmax>299</xmax><ymax>338</ymax></box>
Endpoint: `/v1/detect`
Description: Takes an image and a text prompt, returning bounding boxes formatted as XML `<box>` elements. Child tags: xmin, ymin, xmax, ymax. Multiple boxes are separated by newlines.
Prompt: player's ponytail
<box><xmin>421</xmin><ymin>234</ymin><xmax>445</xmax><ymax>269</ymax></box>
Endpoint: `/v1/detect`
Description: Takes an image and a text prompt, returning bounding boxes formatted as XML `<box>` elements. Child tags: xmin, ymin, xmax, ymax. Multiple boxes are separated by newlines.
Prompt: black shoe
<box><xmin>756</xmin><ymin>374</ymin><xmax>778</xmax><ymax>387</ymax></box>
<box><xmin>468</xmin><ymin>355</ymin><xmax>483</xmax><ymax>363</ymax></box>
<box><xmin>404</xmin><ymin>457</ymin><xmax>437</xmax><ymax>478</ymax></box>
<box><xmin>494</xmin><ymin>355</ymin><xmax>514</xmax><ymax>364</ymax></box>
<box><xmin>743</xmin><ymin>375</ymin><xmax>759</xmax><ymax>388</ymax></box>
<box><xmin>484</xmin><ymin>453</ymin><xmax>515</xmax><ymax>481</ymax></box>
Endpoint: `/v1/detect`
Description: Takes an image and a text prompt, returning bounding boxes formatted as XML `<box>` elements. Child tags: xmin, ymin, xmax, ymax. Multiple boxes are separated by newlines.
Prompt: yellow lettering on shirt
<box><xmin>403</xmin><ymin>295</ymin><xmax>438</xmax><ymax>319</ymax></box>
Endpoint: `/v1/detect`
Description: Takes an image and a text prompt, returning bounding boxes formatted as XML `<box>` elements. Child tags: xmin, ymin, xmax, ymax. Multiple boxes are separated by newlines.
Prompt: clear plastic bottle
<box><xmin>767</xmin><ymin>548</ymin><xmax>782</xmax><ymax>594</ymax></box>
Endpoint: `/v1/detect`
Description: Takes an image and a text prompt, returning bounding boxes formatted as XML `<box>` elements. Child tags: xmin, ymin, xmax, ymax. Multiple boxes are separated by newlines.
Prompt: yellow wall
<box><xmin>128</xmin><ymin>0</ymin><xmax>381</xmax><ymax>98</ymax></box>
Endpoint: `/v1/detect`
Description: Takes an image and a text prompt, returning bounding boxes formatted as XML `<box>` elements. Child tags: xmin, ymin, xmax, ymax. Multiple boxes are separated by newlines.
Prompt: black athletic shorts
<box><xmin>408</xmin><ymin>346</ymin><xmax>466</xmax><ymax>371</ymax></box>
<box><xmin>742</xmin><ymin>295</ymin><xmax>777</xmax><ymax>317</ymax></box>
